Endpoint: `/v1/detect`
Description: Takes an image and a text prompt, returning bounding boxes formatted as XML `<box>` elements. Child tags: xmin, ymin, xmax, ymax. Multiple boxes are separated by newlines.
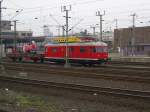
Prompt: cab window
<box><xmin>96</xmin><ymin>47</ymin><xmax>103</xmax><ymax>52</ymax></box>
<box><xmin>103</xmin><ymin>47</ymin><xmax>108</xmax><ymax>52</ymax></box>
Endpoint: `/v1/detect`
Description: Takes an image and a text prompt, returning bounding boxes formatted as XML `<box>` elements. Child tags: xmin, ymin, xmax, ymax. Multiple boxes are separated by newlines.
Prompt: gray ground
<box><xmin>0</xmin><ymin>69</ymin><xmax>150</xmax><ymax>112</ymax></box>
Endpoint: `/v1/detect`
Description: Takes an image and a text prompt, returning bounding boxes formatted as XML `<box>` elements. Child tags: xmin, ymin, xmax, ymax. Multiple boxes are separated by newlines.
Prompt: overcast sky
<box><xmin>2</xmin><ymin>0</ymin><xmax>150</xmax><ymax>36</ymax></box>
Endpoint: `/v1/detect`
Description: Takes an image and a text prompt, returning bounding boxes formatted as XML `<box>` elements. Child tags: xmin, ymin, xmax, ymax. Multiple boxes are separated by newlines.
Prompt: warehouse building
<box><xmin>114</xmin><ymin>26</ymin><xmax>150</xmax><ymax>56</ymax></box>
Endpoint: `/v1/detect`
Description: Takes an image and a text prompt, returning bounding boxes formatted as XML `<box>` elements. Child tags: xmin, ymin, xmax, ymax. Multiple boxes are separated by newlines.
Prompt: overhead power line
<box><xmin>5</xmin><ymin>0</ymin><xmax>104</xmax><ymax>14</ymax></box>
<box><xmin>9</xmin><ymin>9</ymin><xmax>23</xmax><ymax>20</ymax></box>
<box><xmin>8</xmin><ymin>0</ymin><xmax>25</xmax><ymax>9</ymax></box>
<box><xmin>69</xmin><ymin>18</ymin><xmax>84</xmax><ymax>32</ymax></box>
<box><xmin>49</xmin><ymin>13</ymin><xmax>61</xmax><ymax>26</ymax></box>
<box><xmin>11</xmin><ymin>0</ymin><xmax>104</xmax><ymax>10</ymax></box>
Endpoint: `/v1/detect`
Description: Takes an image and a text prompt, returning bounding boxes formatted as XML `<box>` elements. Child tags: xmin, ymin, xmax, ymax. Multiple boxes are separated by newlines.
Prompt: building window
<box><xmin>137</xmin><ymin>46</ymin><xmax>140</xmax><ymax>52</ymax></box>
<box><xmin>22</xmin><ymin>33</ymin><xmax>26</xmax><ymax>36</ymax></box>
<box><xmin>27</xmin><ymin>33</ymin><xmax>32</xmax><ymax>36</ymax></box>
<box><xmin>141</xmin><ymin>46</ymin><xmax>144</xmax><ymax>51</ymax></box>
<box><xmin>137</xmin><ymin>46</ymin><xmax>144</xmax><ymax>52</ymax></box>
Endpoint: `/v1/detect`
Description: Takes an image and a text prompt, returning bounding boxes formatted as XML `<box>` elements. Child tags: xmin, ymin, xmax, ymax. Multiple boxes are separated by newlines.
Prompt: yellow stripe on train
<box><xmin>51</xmin><ymin>36</ymin><xmax>81</xmax><ymax>43</ymax></box>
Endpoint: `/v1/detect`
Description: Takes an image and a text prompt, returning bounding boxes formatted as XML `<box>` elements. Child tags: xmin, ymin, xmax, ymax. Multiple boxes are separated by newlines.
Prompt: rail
<box><xmin>1</xmin><ymin>62</ymin><xmax>150</xmax><ymax>84</ymax></box>
<box><xmin>0</xmin><ymin>75</ymin><xmax>150</xmax><ymax>100</ymax></box>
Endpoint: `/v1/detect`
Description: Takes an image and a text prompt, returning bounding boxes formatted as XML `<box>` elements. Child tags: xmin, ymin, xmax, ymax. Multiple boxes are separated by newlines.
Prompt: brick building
<box><xmin>114</xmin><ymin>26</ymin><xmax>150</xmax><ymax>56</ymax></box>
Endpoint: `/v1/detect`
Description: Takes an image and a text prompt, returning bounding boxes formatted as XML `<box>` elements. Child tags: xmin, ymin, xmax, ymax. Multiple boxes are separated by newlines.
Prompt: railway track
<box><xmin>1</xmin><ymin>62</ymin><xmax>150</xmax><ymax>84</ymax></box>
<box><xmin>2</xmin><ymin>59</ymin><xmax>150</xmax><ymax>68</ymax></box>
<box><xmin>110</xmin><ymin>61</ymin><xmax>150</xmax><ymax>66</ymax></box>
<box><xmin>2</xmin><ymin>61</ymin><xmax>150</xmax><ymax>71</ymax></box>
<box><xmin>0</xmin><ymin>75</ymin><xmax>150</xmax><ymax>100</ymax></box>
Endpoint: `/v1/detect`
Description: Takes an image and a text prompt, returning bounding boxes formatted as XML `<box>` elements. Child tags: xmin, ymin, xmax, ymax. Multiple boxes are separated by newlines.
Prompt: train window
<box><xmin>103</xmin><ymin>47</ymin><xmax>108</xmax><ymax>52</ymax></box>
<box><xmin>80</xmin><ymin>47</ymin><xmax>86</xmax><ymax>53</ymax></box>
<box><xmin>52</xmin><ymin>48</ymin><xmax>57</xmax><ymax>53</ymax></box>
<box><xmin>95</xmin><ymin>47</ymin><xmax>108</xmax><ymax>52</ymax></box>
<box><xmin>96</xmin><ymin>47</ymin><xmax>103</xmax><ymax>52</ymax></box>
<box><xmin>91</xmin><ymin>48</ymin><xmax>96</xmax><ymax>53</ymax></box>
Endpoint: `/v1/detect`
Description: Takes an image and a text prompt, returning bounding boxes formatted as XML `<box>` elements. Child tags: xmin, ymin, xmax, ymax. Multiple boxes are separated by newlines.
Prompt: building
<box><xmin>1</xmin><ymin>20</ymin><xmax>11</xmax><ymax>31</ymax></box>
<box><xmin>1</xmin><ymin>30</ymin><xmax>33</xmax><ymax>38</ymax></box>
<box><xmin>0</xmin><ymin>20</ymin><xmax>35</xmax><ymax>57</ymax></box>
<box><xmin>43</xmin><ymin>25</ymin><xmax>53</xmax><ymax>37</ymax></box>
<box><xmin>114</xmin><ymin>26</ymin><xmax>150</xmax><ymax>56</ymax></box>
<box><xmin>1</xmin><ymin>20</ymin><xmax>33</xmax><ymax>38</ymax></box>
<box><xmin>0</xmin><ymin>20</ymin><xmax>11</xmax><ymax>57</ymax></box>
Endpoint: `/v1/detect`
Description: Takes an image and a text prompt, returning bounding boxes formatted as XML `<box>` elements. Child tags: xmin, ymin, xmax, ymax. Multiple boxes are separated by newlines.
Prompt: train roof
<box><xmin>45</xmin><ymin>41</ymin><xmax>107</xmax><ymax>47</ymax></box>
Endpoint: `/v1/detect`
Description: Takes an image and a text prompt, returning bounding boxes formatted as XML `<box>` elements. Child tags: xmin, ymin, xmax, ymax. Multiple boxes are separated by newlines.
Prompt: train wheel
<box><xmin>82</xmin><ymin>63</ymin><xmax>87</xmax><ymax>67</ymax></box>
<box><xmin>19</xmin><ymin>57</ymin><xmax>22</xmax><ymax>62</ymax></box>
<box><xmin>12</xmin><ymin>58</ymin><xmax>17</xmax><ymax>62</ymax></box>
<box><xmin>40</xmin><ymin>58</ymin><xmax>44</xmax><ymax>63</ymax></box>
<box><xmin>88</xmin><ymin>63</ymin><xmax>93</xmax><ymax>67</ymax></box>
<box><xmin>33</xmin><ymin>59</ymin><xmax>37</xmax><ymax>63</ymax></box>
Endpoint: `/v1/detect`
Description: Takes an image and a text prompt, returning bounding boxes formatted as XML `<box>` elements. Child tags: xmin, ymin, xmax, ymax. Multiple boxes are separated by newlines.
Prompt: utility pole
<box><xmin>0</xmin><ymin>0</ymin><xmax>3</xmax><ymax>63</ymax></box>
<box><xmin>131</xmin><ymin>13</ymin><xmax>136</xmax><ymax>56</ymax></box>
<box><xmin>58</xmin><ymin>25</ymin><xmax>65</xmax><ymax>36</ymax></box>
<box><xmin>62</xmin><ymin>25</ymin><xmax>65</xmax><ymax>36</ymax></box>
<box><xmin>56</xmin><ymin>26</ymin><xmax>61</xmax><ymax>36</ymax></box>
<box><xmin>90</xmin><ymin>26</ymin><xmax>96</xmax><ymax>37</ymax></box>
<box><xmin>61</xmin><ymin>5</ymin><xmax>71</xmax><ymax>68</ymax></box>
<box><xmin>13</xmin><ymin>20</ymin><xmax>18</xmax><ymax>50</ymax></box>
<box><xmin>96</xmin><ymin>11</ymin><xmax>105</xmax><ymax>41</ymax></box>
<box><xmin>115</xmin><ymin>19</ymin><xmax>118</xmax><ymax>29</ymax></box>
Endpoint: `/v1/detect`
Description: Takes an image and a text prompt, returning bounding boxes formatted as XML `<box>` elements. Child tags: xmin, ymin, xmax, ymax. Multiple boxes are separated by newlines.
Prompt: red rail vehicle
<box><xmin>6</xmin><ymin>41</ymin><xmax>44</xmax><ymax>62</ymax></box>
<box><xmin>7</xmin><ymin>41</ymin><xmax>110</xmax><ymax>65</ymax></box>
<box><xmin>44</xmin><ymin>41</ymin><xmax>109</xmax><ymax>65</ymax></box>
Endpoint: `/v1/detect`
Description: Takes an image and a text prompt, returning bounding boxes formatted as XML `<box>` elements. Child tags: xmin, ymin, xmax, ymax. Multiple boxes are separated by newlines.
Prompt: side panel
<box><xmin>45</xmin><ymin>46</ymin><xmax>65</xmax><ymax>59</ymax></box>
<box><xmin>44</xmin><ymin>45</ymin><xmax>109</xmax><ymax>64</ymax></box>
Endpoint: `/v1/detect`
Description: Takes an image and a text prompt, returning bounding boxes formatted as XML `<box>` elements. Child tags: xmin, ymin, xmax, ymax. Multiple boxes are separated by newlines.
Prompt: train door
<box><xmin>44</xmin><ymin>46</ymin><xmax>50</xmax><ymax>58</ymax></box>
<box><xmin>69</xmin><ymin>46</ymin><xmax>74</xmax><ymax>58</ymax></box>
<box><xmin>90</xmin><ymin>46</ymin><xmax>96</xmax><ymax>58</ymax></box>
<box><xmin>79</xmin><ymin>46</ymin><xmax>90</xmax><ymax>58</ymax></box>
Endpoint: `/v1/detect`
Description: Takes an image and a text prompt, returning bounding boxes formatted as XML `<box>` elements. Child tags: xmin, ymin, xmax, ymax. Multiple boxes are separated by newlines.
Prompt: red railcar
<box><xmin>6</xmin><ymin>42</ymin><xmax>44</xmax><ymax>62</ymax></box>
<box><xmin>44</xmin><ymin>42</ymin><xmax>109</xmax><ymax>65</ymax></box>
